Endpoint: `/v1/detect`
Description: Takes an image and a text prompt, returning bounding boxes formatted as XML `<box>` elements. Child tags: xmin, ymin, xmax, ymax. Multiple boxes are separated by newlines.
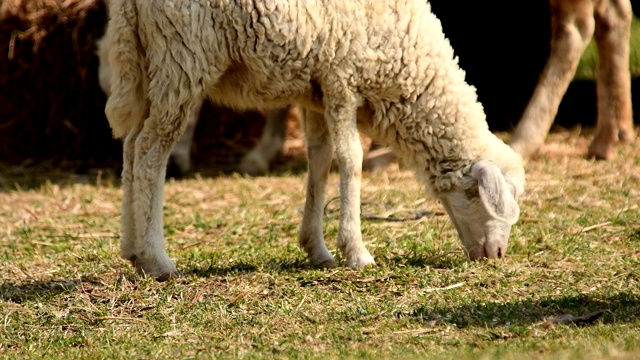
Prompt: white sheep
<box><xmin>104</xmin><ymin>0</ymin><xmax>525</xmax><ymax>280</ymax></box>
<box><xmin>509</xmin><ymin>0</ymin><xmax>634</xmax><ymax>160</ymax></box>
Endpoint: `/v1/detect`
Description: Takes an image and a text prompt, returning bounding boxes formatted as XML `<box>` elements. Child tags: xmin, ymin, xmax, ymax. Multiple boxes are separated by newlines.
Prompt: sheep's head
<box><xmin>437</xmin><ymin>160</ymin><xmax>524</xmax><ymax>260</ymax></box>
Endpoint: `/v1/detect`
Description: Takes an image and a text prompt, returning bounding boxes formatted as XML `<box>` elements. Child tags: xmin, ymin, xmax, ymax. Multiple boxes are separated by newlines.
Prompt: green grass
<box><xmin>1</xmin><ymin>130</ymin><xmax>639</xmax><ymax>359</ymax></box>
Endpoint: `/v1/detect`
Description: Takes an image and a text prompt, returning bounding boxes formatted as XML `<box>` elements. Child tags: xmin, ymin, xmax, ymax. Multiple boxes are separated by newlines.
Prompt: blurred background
<box><xmin>0</xmin><ymin>0</ymin><xmax>639</xmax><ymax>174</ymax></box>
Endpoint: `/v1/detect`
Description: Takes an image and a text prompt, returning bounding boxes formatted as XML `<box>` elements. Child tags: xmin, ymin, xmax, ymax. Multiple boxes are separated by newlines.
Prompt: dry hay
<box><xmin>0</xmin><ymin>0</ymin><xmax>116</xmax><ymax>169</ymax></box>
<box><xmin>0</xmin><ymin>0</ymin><xmax>304</xmax><ymax>173</ymax></box>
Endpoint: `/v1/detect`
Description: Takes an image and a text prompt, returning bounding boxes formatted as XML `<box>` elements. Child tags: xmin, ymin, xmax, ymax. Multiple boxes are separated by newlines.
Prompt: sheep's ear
<box><xmin>471</xmin><ymin>161</ymin><xmax>520</xmax><ymax>224</ymax></box>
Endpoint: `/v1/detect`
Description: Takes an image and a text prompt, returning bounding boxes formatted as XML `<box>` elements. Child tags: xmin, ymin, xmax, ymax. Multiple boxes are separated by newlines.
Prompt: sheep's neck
<box><xmin>358</xmin><ymin>93</ymin><xmax>494</xmax><ymax>194</ymax></box>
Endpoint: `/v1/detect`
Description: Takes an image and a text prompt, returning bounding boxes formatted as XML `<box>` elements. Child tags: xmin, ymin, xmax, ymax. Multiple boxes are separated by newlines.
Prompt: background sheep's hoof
<box><xmin>587</xmin><ymin>141</ymin><xmax>616</xmax><ymax>160</ymax></box>
<box><xmin>167</xmin><ymin>153</ymin><xmax>191</xmax><ymax>178</ymax></box>
<box><xmin>618</xmin><ymin>127</ymin><xmax>636</xmax><ymax>142</ymax></box>
<box><xmin>238</xmin><ymin>153</ymin><xmax>270</xmax><ymax>176</ymax></box>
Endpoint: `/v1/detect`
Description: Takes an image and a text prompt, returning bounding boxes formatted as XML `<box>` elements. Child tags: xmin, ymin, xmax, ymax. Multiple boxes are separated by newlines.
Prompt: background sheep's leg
<box><xmin>588</xmin><ymin>0</ymin><xmax>634</xmax><ymax>159</ymax></box>
<box><xmin>298</xmin><ymin>109</ymin><xmax>336</xmax><ymax>267</ymax></box>
<box><xmin>509</xmin><ymin>0</ymin><xmax>595</xmax><ymax>158</ymax></box>
<box><xmin>238</xmin><ymin>105</ymin><xmax>291</xmax><ymax>176</ymax></box>
<box><xmin>130</xmin><ymin>97</ymin><xmax>202</xmax><ymax>281</ymax></box>
<box><xmin>119</xmin><ymin>121</ymin><xmax>144</xmax><ymax>264</ymax></box>
<box><xmin>325</xmin><ymin>93</ymin><xmax>375</xmax><ymax>269</ymax></box>
<box><xmin>167</xmin><ymin>102</ymin><xmax>202</xmax><ymax>177</ymax></box>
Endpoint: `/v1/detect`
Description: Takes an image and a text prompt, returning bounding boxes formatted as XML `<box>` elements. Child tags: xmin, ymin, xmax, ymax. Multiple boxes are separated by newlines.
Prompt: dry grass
<box><xmin>1</xmin><ymin>128</ymin><xmax>639</xmax><ymax>359</ymax></box>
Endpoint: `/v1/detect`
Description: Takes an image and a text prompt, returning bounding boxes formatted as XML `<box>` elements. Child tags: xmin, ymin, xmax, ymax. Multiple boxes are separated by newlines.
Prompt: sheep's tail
<box><xmin>104</xmin><ymin>0</ymin><xmax>148</xmax><ymax>139</ymax></box>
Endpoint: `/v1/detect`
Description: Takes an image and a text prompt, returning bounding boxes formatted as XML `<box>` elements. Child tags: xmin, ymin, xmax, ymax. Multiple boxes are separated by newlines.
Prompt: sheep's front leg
<box><xmin>588</xmin><ymin>0</ymin><xmax>634</xmax><ymax>160</ymax></box>
<box><xmin>509</xmin><ymin>0</ymin><xmax>595</xmax><ymax>158</ymax></box>
<box><xmin>325</xmin><ymin>94</ymin><xmax>375</xmax><ymax>269</ymax></box>
<box><xmin>298</xmin><ymin>109</ymin><xmax>336</xmax><ymax>267</ymax></box>
<box><xmin>128</xmin><ymin>99</ymin><xmax>201</xmax><ymax>281</ymax></box>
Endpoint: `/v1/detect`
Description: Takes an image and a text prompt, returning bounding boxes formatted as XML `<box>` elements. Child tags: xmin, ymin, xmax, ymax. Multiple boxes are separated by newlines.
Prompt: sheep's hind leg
<box><xmin>167</xmin><ymin>101</ymin><xmax>203</xmax><ymax>177</ymax></box>
<box><xmin>324</xmin><ymin>92</ymin><xmax>375</xmax><ymax>269</ymax></box>
<box><xmin>298</xmin><ymin>109</ymin><xmax>336</xmax><ymax>267</ymax></box>
<box><xmin>129</xmin><ymin>96</ymin><xmax>203</xmax><ymax>281</ymax></box>
<box><xmin>588</xmin><ymin>0</ymin><xmax>634</xmax><ymax>160</ymax></box>
<box><xmin>119</xmin><ymin>121</ymin><xmax>144</xmax><ymax>267</ymax></box>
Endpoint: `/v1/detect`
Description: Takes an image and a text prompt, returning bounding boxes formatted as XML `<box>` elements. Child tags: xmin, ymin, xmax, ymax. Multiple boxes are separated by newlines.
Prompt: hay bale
<box><xmin>0</xmin><ymin>0</ymin><xmax>118</xmax><ymax>169</ymax></box>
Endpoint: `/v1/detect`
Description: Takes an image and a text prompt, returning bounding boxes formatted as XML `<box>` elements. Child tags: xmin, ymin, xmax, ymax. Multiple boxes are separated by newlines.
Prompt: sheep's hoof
<box><xmin>347</xmin><ymin>253</ymin><xmax>376</xmax><ymax>269</ymax></box>
<box><xmin>309</xmin><ymin>252</ymin><xmax>336</xmax><ymax>269</ymax></box>
<box><xmin>139</xmin><ymin>267</ymin><xmax>180</xmax><ymax>282</ymax></box>
<box><xmin>128</xmin><ymin>255</ymin><xmax>179</xmax><ymax>282</ymax></box>
<box><xmin>618</xmin><ymin>127</ymin><xmax>636</xmax><ymax>142</ymax></box>
<box><xmin>314</xmin><ymin>259</ymin><xmax>337</xmax><ymax>269</ymax></box>
<box><xmin>155</xmin><ymin>270</ymin><xmax>181</xmax><ymax>282</ymax></box>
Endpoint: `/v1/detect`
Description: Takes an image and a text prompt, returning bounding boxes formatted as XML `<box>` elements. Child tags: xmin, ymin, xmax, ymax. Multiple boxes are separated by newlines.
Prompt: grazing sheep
<box><xmin>105</xmin><ymin>0</ymin><xmax>525</xmax><ymax>280</ymax></box>
<box><xmin>509</xmin><ymin>0</ymin><xmax>634</xmax><ymax>160</ymax></box>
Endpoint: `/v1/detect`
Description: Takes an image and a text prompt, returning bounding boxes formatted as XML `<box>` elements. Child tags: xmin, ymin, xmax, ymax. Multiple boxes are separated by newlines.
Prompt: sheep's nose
<box><xmin>484</xmin><ymin>243</ymin><xmax>505</xmax><ymax>259</ymax></box>
<box><xmin>466</xmin><ymin>243</ymin><xmax>506</xmax><ymax>260</ymax></box>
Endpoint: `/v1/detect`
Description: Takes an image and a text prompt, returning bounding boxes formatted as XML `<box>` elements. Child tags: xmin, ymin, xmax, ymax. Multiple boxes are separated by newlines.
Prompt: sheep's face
<box><xmin>438</xmin><ymin>160</ymin><xmax>523</xmax><ymax>260</ymax></box>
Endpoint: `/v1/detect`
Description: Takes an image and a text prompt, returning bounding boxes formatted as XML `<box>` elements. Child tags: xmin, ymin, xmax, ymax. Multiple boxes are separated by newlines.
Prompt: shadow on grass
<box><xmin>186</xmin><ymin>257</ymin><xmax>313</xmax><ymax>278</ymax></box>
<box><xmin>386</xmin><ymin>250</ymin><xmax>468</xmax><ymax>270</ymax></box>
<box><xmin>0</xmin><ymin>277</ymin><xmax>103</xmax><ymax>303</ymax></box>
<box><xmin>408</xmin><ymin>292</ymin><xmax>640</xmax><ymax>328</ymax></box>
<box><xmin>185</xmin><ymin>250</ymin><xmax>470</xmax><ymax>281</ymax></box>
<box><xmin>183</xmin><ymin>243</ymin><xmax>474</xmax><ymax>279</ymax></box>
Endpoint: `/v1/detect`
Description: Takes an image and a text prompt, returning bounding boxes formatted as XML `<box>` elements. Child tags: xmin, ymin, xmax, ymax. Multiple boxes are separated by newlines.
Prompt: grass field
<box><xmin>1</xmin><ymin>130</ymin><xmax>639</xmax><ymax>359</ymax></box>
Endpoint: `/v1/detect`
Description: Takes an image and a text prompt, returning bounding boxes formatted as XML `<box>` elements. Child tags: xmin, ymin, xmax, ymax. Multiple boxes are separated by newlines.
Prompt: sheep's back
<box><xmin>133</xmin><ymin>0</ymin><xmax>470</xmax><ymax>112</ymax></box>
